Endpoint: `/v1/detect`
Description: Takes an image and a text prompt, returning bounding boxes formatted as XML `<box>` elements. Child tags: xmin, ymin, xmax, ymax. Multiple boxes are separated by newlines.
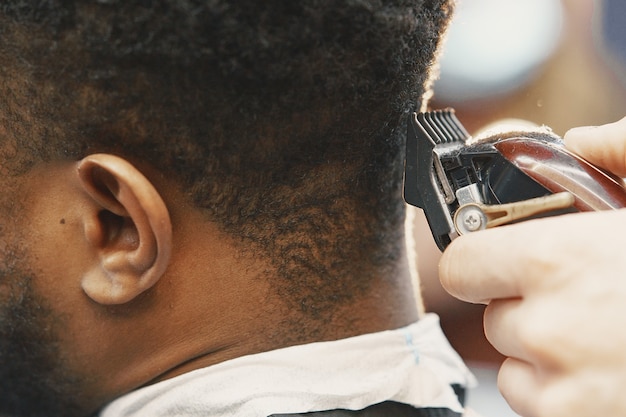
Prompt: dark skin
<box><xmin>1</xmin><ymin>154</ymin><xmax>419</xmax><ymax>416</ymax></box>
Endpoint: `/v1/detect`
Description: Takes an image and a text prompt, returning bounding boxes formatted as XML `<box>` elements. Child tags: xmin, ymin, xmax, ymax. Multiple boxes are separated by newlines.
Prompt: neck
<box><xmin>253</xmin><ymin>246</ymin><xmax>423</xmax><ymax>353</ymax></box>
<box><xmin>312</xmin><ymin>259</ymin><xmax>421</xmax><ymax>342</ymax></box>
<box><xmin>145</xmin><ymin>250</ymin><xmax>421</xmax><ymax>385</ymax></box>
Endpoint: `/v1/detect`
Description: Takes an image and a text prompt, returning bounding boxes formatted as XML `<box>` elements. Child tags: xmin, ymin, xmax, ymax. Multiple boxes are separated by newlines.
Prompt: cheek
<box><xmin>19</xmin><ymin>167</ymin><xmax>93</xmax><ymax>304</ymax></box>
<box><xmin>24</xmin><ymin>206</ymin><xmax>94</xmax><ymax>309</ymax></box>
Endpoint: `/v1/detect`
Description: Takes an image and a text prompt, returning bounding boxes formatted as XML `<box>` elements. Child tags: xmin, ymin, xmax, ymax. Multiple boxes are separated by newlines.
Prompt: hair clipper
<box><xmin>404</xmin><ymin>109</ymin><xmax>626</xmax><ymax>251</ymax></box>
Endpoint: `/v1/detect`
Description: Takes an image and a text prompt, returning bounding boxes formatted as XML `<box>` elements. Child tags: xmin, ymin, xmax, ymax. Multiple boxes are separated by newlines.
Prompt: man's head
<box><xmin>0</xmin><ymin>1</ymin><xmax>453</xmax><ymax>415</ymax></box>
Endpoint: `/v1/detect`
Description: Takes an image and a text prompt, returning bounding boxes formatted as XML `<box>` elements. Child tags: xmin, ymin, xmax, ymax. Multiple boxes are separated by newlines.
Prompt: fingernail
<box><xmin>563</xmin><ymin>126</ymin><xmax>600</xmax><ymax>149</ymax></box>
<box><xmin>564</xmin><ymin>125</ymin><xmax>598</xmax><ymax>138</ymax></box>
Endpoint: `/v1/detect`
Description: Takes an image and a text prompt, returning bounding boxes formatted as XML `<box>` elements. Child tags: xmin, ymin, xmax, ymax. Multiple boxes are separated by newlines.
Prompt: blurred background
<box><xmin>415</xmin><ymin>0</ymin><xmax>626</xmax><ymax>415</ymax></box>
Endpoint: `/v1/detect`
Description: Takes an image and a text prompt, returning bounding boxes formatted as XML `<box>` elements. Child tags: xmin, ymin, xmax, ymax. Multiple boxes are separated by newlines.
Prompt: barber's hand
<box><xmin>439</xmin><ymin>117</ymin><xmax>626</xmax><ymax>417</ymax></box>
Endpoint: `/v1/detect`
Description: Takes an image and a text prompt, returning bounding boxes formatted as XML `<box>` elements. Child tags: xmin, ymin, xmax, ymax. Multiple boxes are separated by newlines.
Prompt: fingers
<box><xmin>498</xmin><ymin>358</ymin><xmax>617</xmax><ymax>417</ymax></box>
<box><xmin>483</xmin><ymin>299</ymin><xmax>525</xmax><ymax>360</ymax></box>
<box><xmin>439</xmin><ymin>215</ymin><xmax>569</xmax><ymax>304</ymax></box>
<box><xmin>484</xmin><ymin>298</ymin><xmax>566</xmax><ymax>368</ymax></box>
<box><xmin>438</xmin><ymin>226</ymin><xmax>519</xmax><ymax>304</ymax></box>
<box><xmin>439</xmin><ymin>209</ymin><xmax>620</xmax><ymax>305</ymax></box>
<box><xmin>497</xmin><ymin>358</ymin><xmax>540</xmax><ymax>417</ymax></box>
<box><xmin>564</xmin><ymin>116</ymin><xmax>626</xmax><ymax>176</ymax></box>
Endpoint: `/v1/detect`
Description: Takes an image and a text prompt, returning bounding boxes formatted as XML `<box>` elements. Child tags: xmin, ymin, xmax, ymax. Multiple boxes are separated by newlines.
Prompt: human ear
<box><xmin>77</xmin><ymin>154</ymin><xmax>172</xmax><ymax>305</ymax></box>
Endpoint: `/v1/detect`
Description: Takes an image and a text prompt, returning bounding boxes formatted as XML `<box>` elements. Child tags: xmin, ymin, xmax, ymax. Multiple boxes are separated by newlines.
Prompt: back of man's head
<box><xmin>2</xmin><ymin>0</ymin><xmax>453</xmax><ymax>325</ymax></box>
<box><xmin>0</xmin><ymin>1</ymin><xmax>453</xmax><ymax>415</ymax></box>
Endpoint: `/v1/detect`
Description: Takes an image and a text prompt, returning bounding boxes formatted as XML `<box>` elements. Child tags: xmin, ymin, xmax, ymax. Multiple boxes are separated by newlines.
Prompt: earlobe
<box><xmin>77</xmin><ymin>154</ymin><xmax>172</xmax><ymax>305</ymax></box>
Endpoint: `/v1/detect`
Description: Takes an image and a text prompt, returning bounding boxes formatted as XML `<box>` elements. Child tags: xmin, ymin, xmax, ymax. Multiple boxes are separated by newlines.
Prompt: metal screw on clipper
<box><xmin>455</xmin><ymin>205</ymin><xmax>487</xmax><ymax>235</ymax></box>
<box><xmin>463</xmin><ymin>211</ymin><xmax>483</xmax><ymax>231</ymax></box>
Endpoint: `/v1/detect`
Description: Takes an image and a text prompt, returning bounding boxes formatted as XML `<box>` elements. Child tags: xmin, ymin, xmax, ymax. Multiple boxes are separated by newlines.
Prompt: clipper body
<box><xmin>404</xmin><ymin>109</ymin><xmax>626</xmax><ymax>251</ymax></box>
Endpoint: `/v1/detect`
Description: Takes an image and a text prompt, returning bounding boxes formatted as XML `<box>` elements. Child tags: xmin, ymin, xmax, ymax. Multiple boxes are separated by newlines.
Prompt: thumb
<box><xmin>564</xmin><ymin>116</ymin><xmax>626</xmax><ymax>177</ymax></box>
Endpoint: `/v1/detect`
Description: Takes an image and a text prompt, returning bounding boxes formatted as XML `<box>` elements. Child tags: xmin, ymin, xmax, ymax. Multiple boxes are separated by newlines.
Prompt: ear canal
<box><xmin>77</xmin><ymin>154</ymin><xmax>173</xmax><ymax>305</ymax></box>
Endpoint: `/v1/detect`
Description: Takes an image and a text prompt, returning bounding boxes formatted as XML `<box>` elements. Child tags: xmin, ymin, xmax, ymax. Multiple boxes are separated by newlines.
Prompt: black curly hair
<box><xmin>1</xmin><ymin>0</ymin><xmax>453</xmax><ymax>322</ymax></box>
